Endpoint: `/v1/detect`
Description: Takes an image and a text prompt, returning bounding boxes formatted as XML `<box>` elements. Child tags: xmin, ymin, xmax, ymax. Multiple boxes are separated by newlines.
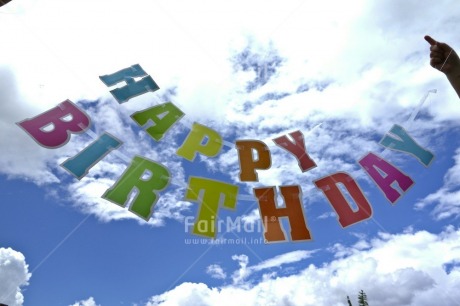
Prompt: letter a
<box><xmin>131</xmin><ymin>102</ymin><xmax>185</xmax><ymax>141</ymax></box>
<box><xmin>358</xmin><ymin>152</ymin><xmax>414</xmax><ymax>204</ymax></box>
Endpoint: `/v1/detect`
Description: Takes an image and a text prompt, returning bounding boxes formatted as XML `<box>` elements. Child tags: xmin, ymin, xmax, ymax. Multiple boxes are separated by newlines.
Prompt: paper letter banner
<box><xmin>131</xmin><ymin>102</ymin><xmax>185</xmax><ymax>141</ymax></box>
<box><xmin>99</xmin><ymin>64</ymin><xmax>160</xmax><ymax>104</ymax></box>
<box><xmin>314</xmin><ymin>172</ymin><xmax>372</xmax><ymax>227</ymax></box>
<box><xmin>17</xmin><ymin>100</ymin><xmax>91</xmax><ymax>148</ymax></box>
<box><xmin>359</xmin><ymin>152</ymin><xmax>414</xmax><ymax>204</ymax></box>
<box><xmin>185</xmin><ymin>177</ymin><xmax>238</xmax><ymax>238</ymax></box>
<box><xmin>254</xmin><ymin>185</ymin><xmax>312</xmax><ymax>242</ymax></box>
<box><xmin>380</xmin><ymin>124</ymin><xmax>434</xmax><ymax>167</ymax></box>
<box><xmin>61</xmin><ymin>132</ymin><xmax>123</xmax><ymax>180</ymax></box>
<box><xmin>236</xmin><ymin>140</ymin><xmax>272</xmax><ymax>182</ymax></box>
<box><xmin>176</xmin><ymin>123</ymin><xmax>223</xmax><ymax>161</ymax></box>
<box><xmin>16</xmin><ymin>62</ymin><xmax>445</xmax><ymax>243</ymax></box>
<box><xmin>273</xmin><ymin>131</ymin><xmax>317</xmax><ymax>172</ymax></box>
<box><xmin>102</xmin><ymin>156</ymin><xmax>170</xmax><ymax>220</ymax></box>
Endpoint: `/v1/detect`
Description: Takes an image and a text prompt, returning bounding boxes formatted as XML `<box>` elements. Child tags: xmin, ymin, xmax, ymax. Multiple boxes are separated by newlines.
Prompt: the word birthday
<box><xmin>17</xmin><ymin>64</ymin><xmax>435</xmax><ymax>243</ymax></box>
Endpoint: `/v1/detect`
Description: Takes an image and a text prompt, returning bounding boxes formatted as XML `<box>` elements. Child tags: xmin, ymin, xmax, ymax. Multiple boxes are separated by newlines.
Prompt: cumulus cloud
<box><xmin>2</xmin><ymin>1</ymin><xmax>460</xmax><ymax>306</ymax></box>
<box><xmin>416</xmin><ymin>147</ymin><xmax>460</xmax><ymax>220</ymax></box>
<box><xmin>0</xmin><ymin>67</ymin><xmax>63</xmax><ymax>184</ymax></box>
<box><xmin>146</xmin><ymin>227</ymin><xmax>460</xmax><ymax>306</ymax></box>
<box><xmin>318</xmin><ymin>211</ymin><xmax>336</xmax><ymax>219</ymax></box>
<box><xmin>230</xmin><ymin>250</ymin><xmax>316</xmax><ymax>285</ymax></box>
<box><xmin>250</xmin><ymin>250</ymin><xmax>315</xmax><ymax>272</ymax></box>
<box><xmin>206</xmin><ymin>264</ymin><xmax>227</xmax><ymax>280</ymax></box>
<box><xmin>1</xmin><ymin>0</ymin><xmax>460</xmax><ymax>227</ymax></box>
<box><xmin>0</xmin><ymin>87</ymin><xmax>192</xmax><ymax>225</ymax></box>
<box><xmin>69</xmin><ymin>297</ymin><xmax>100</xmax><ymax>306</ymax></box>
<box><xmin>0</xmin><ymin>248</ymin><xmax>31</xmax><ymax>306</ymax></box>
<box><xmin>189</xmin><ymin>0</ymin><xmax>460</xmax><ymax>229</ymax></box>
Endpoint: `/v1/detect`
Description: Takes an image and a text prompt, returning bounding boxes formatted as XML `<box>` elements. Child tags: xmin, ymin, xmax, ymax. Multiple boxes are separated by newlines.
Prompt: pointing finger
<box><xmin>424</xmin><ymin>35</ymin><xmax>437</xmax><ymax>46</ymax></box>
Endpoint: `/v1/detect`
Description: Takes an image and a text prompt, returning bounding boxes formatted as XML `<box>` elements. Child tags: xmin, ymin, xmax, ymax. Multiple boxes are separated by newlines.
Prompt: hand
<box><xmin>424</xmin><ymin>35</ymin><xmax>460</xmax><ymax>75</ymax></box>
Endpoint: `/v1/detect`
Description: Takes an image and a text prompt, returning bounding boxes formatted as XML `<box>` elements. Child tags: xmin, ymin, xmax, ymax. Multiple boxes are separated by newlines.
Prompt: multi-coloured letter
<box><xmin>17</xmin><ymin>100</ymin><xmax>90</xmax><ymax>148</ymax></box>
<box><xmin>273</xmin><ymin>131</ymin><xmax>316</xmax><ymax>172</ymax></box>
<box><xmin>131</xmin><ymin>102</ymin><xmax>184</xmax><ymax>141</ymax></box>
<box><xmin>380</xmin><ymin>124</ymin><xmax>434</xmax><ymax>167</ymax></box>
<box><xmin>314</xmin><ymin>172</ymin><xmax>372</xmax><ymax>227</ymax></box>
<box><xmin>176</xmin><ymin>123</ymin><xmax>223</xmax><ymax>161</ymax></box>
<box><xmin>358</xmin><ymin>152</ymin><xmax>414</xmax><ymax>204</ymax></box>
<box><xmin>185</xmin><ymin>177</ymin><xmax>238</xmax><ymax>238</ymax></box>
<box><xmin>235</xmin><ymin>140</ymin><xmax>271</xmax><ymax>181</ymax></box>
<box><xmin>102</xmin><ymin>156</ymin><xmax>170</xmax><ymax>220</ymax></box>
<box><xmin>61</xmin><ymin>132</ymin><xmax>122</xmax><ymax>180</ymax></box>
<box><xmin>99</xmin><ymin>64</ymin><xmax>159</xmax><ymax>103</ymax></box>
<box><xmin>254</xmin><ymin>185</ymin><xmax>311</xmax><ymax>242</ymax></box>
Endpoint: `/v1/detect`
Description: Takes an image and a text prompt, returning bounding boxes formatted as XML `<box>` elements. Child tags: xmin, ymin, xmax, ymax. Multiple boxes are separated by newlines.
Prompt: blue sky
<box><xmin>1</xmin><ymin>0</ymin><xmax>460</xmax><ymax>305</ymax></box>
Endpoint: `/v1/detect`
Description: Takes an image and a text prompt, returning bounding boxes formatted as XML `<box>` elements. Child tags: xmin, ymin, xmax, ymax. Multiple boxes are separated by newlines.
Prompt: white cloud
<box><xmin>240</xmin><ymin>209</ymin><xmax>261</xmax><ymax>225</ymax></box>
<box><xmin>250</xmin><ymin>250</ymin><xmax>315</xmax><ymax>272</ymax></box>
<box><xmin>230</xmin><ymin>254</ymin><xmax>250</xmax><ymax>285</ymax></box>
<box><xmin>69</xmin><ymin>297</ymin><xmax>100</xmax><ymax>306</ymax></box>
<box><xmin>0</xmin><ymin>67</ymin><xmax>62</xmax><ymax>184</ymax></box>
<box><xmin>231</xmin><ymin>250</ymin><xmax>315</xmax><ymax>285</ymax></box>
<box><xmin>2</xmin><ymin>1</ymin><xmax>460</xmax><ymax>305</ymax></box>
<box><xmin>146</xmin><ymin>227</ymin><xmax>460</xmax><ymax>306</ymax></box>
<box><xmin>196</xmin><ymin>0</ymin><xmax>460</xmax><ymax>195</ymax></box>
<box><xmin>0</xmin><ymin>248</ymin><xmax>31</xmax><ymax>306</ymax></box>
<box><xmin>416</xmin><ymin>147</ymin><xmax>460</xmax><ymax>220</ymax></box>
<box><xmin>2</xmin><ymin>0</ymin><xmax>460</xmax><ymax>228</ymax></box>
<box><xmin>206</xmin><ymin>264</ymin><xmax>227</xmax><ymax>280</ymax></box>
<box><xmin>0</xmin><ymin>85</ymin><xmax>192</xmax><ymax>225</ymax></box>
<box><xmin>318</xmin><ymin>211</ymin><xmax>336</xmax><ymax>219</ymax></box>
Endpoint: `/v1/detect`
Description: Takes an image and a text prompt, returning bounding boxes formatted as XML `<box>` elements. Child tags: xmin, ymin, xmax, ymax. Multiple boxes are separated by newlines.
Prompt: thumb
<box><xmin>424</xmin><ymin>35</ymin><xmax>437</xmax><ymax>46</ymax></box>
<box><xmin>436</xmin><ymin>41</ymin><xmax>453</xmax><ymax>52</ymax></box>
